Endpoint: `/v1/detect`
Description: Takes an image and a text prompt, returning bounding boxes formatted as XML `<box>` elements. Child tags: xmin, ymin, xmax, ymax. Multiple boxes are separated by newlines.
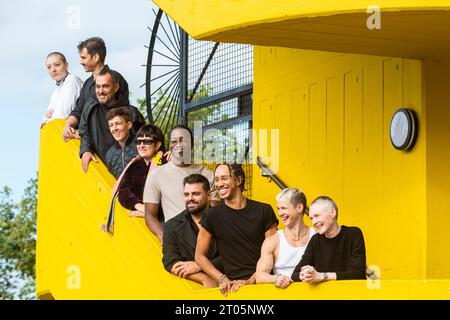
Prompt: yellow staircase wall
<box><xmin>36</xmin><ymin>120</ymin><xmax>450</xmax><ymax>299</ymax></box>
<box><xmin>252</xmin><ymin>47</ymin><xmax>427</xmax><ymax>280</ymax></box>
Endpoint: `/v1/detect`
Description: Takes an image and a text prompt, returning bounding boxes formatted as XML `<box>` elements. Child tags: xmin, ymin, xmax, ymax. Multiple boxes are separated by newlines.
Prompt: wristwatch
<box><xmin>322</xmin><ymin>272</ymin><xmax>328</xmax><ymax>281</ymax></box>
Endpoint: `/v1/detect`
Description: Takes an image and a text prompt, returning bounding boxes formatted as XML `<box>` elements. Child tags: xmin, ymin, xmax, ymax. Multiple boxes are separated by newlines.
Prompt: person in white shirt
<box><xmin>255</xmin><ymin>188</ymin><xmax>315</xmax><ymax>289</ymax></box>
<box><xmin>143</xmin><ymin>125</ymin><xmax>218</xmax><ymax>244</ymax></box>
<box><xmin>42</xmin><ymin>52</ymin><xmax>82</xmax><ymax>127</ymax></box>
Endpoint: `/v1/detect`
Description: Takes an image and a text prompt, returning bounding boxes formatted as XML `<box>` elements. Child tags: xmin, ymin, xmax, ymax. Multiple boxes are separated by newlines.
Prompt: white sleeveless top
<box><xmin>273</xmin><ymin>227</ymin><xmax>315</xmax><ymax>277</ymax></box>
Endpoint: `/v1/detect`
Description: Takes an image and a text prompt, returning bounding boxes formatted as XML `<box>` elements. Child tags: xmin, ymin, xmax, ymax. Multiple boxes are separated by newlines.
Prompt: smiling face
<box><xmin>108</xmin><ymin>115</ymin><xmax>132</xmax><ymax>144</ymax></box>
<box><xmin>136</xmin><ymin>135</ymin><xmax>161</xmax><ymax>161</ymax></box>
<box><xmin>214</xmin><ymin>164</ymin><xmax>241</xmax><ymax>200</ymax></box>
<box><xmin>46</xmin><ymin>55</ymin><xmax>68</xmax><ymax>81</ymax></box>
<box><xmin>184</xmin><ymin>182</ymin><xmax>209</xmax><ymax>215</ymax></box>
<box><xmin>96</xmin><ymin>73</ymin><xmax>119</xmax><ymax>106</ymax></box>
<box><xmin>309</xmin><ymin>201</ymin><xmax>337</xmax><ymax>235</ymax></box>
<box><xmin>276</xmin><ymin>197</ymin><xmax>303</xmax><ymax>227</ymax></box>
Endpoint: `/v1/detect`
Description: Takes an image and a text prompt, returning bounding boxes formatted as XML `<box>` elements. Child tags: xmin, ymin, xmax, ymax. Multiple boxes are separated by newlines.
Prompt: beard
<box><xmin>185</xmin><ymin>201</ymin><xmax>207</xmax><ymax>215</ymax></box>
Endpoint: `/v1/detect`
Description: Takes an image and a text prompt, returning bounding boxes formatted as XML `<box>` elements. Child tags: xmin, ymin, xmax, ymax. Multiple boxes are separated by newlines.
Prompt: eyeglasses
<box><xmin>136</xmin><ymin>138</ymin><xmax>156</xmax><ymax>146</ymax></box>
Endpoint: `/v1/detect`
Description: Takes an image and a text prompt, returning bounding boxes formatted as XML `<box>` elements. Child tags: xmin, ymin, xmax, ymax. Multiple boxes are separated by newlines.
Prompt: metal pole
<box><xmin>179</xmin><ymin>29</ymin><xmax>189</xmax><ymax>125</ymax></box>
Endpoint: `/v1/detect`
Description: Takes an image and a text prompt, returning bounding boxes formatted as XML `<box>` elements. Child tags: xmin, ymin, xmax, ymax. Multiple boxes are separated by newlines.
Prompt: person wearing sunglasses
<box><xmin>117</xmin><ymin>125</ymin><xmax>166</xmax><ymax>217</ymax></box>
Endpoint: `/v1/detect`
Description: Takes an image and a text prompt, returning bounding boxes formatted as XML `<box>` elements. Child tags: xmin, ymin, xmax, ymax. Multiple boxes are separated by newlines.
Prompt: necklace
<box><xmin>285</xmin><ymin>227</ymin><xmax>308</xmax><ymax>242</ymax></box>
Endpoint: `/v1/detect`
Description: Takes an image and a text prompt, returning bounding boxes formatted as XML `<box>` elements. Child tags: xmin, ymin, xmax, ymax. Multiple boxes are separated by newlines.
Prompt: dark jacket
<box><xmin>118</xmin><ymin>157</ymin><xmax>149</xmax><ymax>210</ymax></box>
<box><xmin>105</xmin><ymin>133</ymin><xmax>138</xmax><ymax>178</ymax></box>
<box><xmin>78</xmin><ymin>99</ymin><xmax>145</xmax><ymax>163</ymax></box>
<box><xmin>162</xmin><ymin>210</ymin><xmax>222</xmax><ymax>273</ymax></box>
<box><xmin>70</xmin><ymin>65</ymin><xmax>129</xmax><ymax>122</ymax></box>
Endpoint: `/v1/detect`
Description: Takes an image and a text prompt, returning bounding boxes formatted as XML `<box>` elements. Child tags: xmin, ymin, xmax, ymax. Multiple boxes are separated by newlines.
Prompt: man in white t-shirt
<box><xmin>143</xmin><ymin>125</ymin><xmax>218</xmax><ymax>244</ymax></box>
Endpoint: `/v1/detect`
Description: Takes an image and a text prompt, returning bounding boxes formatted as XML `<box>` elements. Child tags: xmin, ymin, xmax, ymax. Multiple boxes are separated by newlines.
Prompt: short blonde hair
<box><xmin>276</xmin><ymin>188</ymin><xmax>308</xmax><ymax>215</ymax></box>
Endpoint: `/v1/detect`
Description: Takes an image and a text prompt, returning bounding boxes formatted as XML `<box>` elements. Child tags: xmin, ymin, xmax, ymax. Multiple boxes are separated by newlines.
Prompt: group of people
<box><xmin>43</xmin><ymin>37</ymin><xmax>367</xmax><ymax>296</ymax></box>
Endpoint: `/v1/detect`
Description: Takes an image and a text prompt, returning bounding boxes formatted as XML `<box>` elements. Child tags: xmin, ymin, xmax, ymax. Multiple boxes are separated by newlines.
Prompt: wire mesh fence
<box><xmin>187</xmin><ymin>40</ymin><xmax>253</xmax><ymax>102</ymax></box>
<box><xmin>185</xmin><ymin>37</ymin><xmax>253</xmax><ymax>198</ymax></box>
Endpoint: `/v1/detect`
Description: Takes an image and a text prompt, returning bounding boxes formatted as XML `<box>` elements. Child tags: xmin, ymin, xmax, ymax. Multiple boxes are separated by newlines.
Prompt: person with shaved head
<box><xmin>291</xmin><ymin>196</ymin><xmax>367</xmax><ymax>283</ymax></box>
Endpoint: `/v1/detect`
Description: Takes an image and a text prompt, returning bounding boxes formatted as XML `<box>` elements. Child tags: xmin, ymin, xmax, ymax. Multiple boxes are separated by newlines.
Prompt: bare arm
<box><xmin>255</xmin><ymin>236</ymin><xmax>277</xmax><ymax>284</ymax></box>
<box><xmin>170</xmin><ymin>261</ymin><xmax>216</xmax><ymax>288</ymax></box>
<box><xmin>186</xmin><ymin>271</ymin><xmax>217</xmax><ymax>288</ymax></box>
<box><xmin>195</xmin><ymin>226</ymin><xmax>222</xmax><ymax>282</ymax></box>
<box><xmin>195</xmin><ymin>225</ymin><xmax>232</xmax><ymax>295</ymax></box>
<box><xmin>144</xmin><ymin>202</ymin><xmax>163</xmax><ymax>244</ymax></box>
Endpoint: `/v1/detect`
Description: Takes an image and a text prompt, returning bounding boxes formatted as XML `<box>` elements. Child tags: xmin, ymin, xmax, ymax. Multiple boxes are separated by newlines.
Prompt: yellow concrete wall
<box><xmin>252</xmin><ymin>47</ymin><xmax>427</xmax><ymax>279</ymax></box>
<box><xmin>423</xmin><ymin>59</ymin><xmax>450</xmax><ymax>278</ymax></box>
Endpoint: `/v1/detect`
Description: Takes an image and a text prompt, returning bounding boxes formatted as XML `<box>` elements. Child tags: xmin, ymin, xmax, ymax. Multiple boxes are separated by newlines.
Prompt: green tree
<box><xmin>0</xmin><ymin>176</ymin><xmax>37</xmax><ymax>300</ymax></box>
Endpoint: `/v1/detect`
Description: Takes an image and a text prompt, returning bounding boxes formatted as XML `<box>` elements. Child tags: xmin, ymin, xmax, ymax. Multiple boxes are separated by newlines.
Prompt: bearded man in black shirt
<box><xmin>291</xmin><ymin>196</ymin><xmax>367</xmax><ymax>283</ymax></box>
<box><xmin>195</xmin><ymin>164</ymin><xmax>279</xmax><ymax>296</ymax></box>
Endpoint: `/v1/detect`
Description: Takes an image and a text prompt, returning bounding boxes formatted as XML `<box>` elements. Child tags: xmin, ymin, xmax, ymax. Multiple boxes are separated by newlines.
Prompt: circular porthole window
<box><xmin>390</xmin><ymin>108</ymin><xmax>417</xmax><ymax>151</ymax></box>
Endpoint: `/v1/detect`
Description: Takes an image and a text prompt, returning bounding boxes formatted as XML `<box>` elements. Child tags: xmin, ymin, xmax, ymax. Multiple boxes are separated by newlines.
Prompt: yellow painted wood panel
<box><xmin>424</xmin><ymin>58</ymin><xmax>450</xmax><ymax>279</ymax></box>
<box><xmin>325</xmin><ymin>76</ymin><xmax>344</xmax><ymax>204</ymax></box>
<box><xmin>253</xmin><ymin>47</ymin><xmax>426</xmax><ymax>279</ymax></box>
<box><xmin>361</xmin><ymin>63</ymin><xmax>384</xmax><ymax>271</ymax></box>
<box><xmin>154</xmin><ymin>1</ymin><xmax>450</xmax><ymax>59</ymax></box>
<box><xmin>343</xmin><ymin>69</ymin><xmax>364</xmax><ymax>225</ymax></box>
<box><xmin>309</xmin><ymin>82</ymin><xmax>327</xmax><ymax>189</ymax></box>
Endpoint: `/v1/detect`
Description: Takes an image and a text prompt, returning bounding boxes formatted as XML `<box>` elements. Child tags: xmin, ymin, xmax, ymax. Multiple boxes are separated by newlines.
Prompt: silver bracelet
<box><xmin>218</xmin><ymin>274</ymin><xmax>227</xmax><ymax>286</ymax></box>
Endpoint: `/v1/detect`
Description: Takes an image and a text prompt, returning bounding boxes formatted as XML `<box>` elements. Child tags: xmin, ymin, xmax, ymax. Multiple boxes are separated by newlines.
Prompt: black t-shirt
<box><xmin>291</xmin><ymin>225</ymin><xmax>366</xmax><ymax>281</ymax></box>
<box><xmin>200</xmin><ymin>199</ymin><xmax>279</xmax><ymax>280</ymax></box>
<box><xmin>91</xmin><ymin>103</ymin><xmax>114</xmax><ymax>162</ymax></box>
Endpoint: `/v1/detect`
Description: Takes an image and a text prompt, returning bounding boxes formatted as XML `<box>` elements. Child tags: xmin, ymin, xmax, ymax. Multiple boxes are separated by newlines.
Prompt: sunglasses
<box><xmin>136</xmin><ymin>138</ymin><xmax>156</xmax><ymax>146</ymax></box>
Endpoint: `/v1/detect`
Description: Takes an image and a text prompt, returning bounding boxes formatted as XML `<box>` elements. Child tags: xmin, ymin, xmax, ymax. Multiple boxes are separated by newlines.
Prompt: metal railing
<box><xmin>256</xmin><ymin>156</ymin><xmax>287</xmax><ymax>190</ymax></box>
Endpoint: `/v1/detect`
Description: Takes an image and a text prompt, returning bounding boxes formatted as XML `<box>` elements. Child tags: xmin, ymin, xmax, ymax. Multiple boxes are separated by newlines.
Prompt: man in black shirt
<box><xmin>162</xmin><ymin>174</ymin><xmax>220</xmax><ymax>288</ymax></box>
<box><xmin>291</xmin><ymin>196</ymin><xmax>366</xmax><ymax>283</ymax></box>
<box><xmin>78</xmin><ymin>69</ymin><xmax>143</xmax><ymax>173</ymax></box>
<box><xmin>63</xmin><ymin>37</ymin><xmax>129</xmax><ymax>141</ymax></box>
<box><xmin>196</xmin><ymin>164</ymin><xmax>278</xmax><ymax>296</ymax></box>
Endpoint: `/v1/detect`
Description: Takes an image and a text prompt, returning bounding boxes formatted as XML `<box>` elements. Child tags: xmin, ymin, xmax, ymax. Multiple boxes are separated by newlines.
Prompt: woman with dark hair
<box><xmin>117</xmin><ymin>125</ymin><xmax>166</xmax><ymax>217</ymax></box>
<box><xmin>42</xmin><ymin>52</ymin><xmax>82</xmax><ymax>127</ymax></box>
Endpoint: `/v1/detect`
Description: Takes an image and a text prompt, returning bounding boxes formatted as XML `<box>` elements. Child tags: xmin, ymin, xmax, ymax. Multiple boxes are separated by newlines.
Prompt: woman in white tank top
<box><xmin>256</xmin><ymin>188</ymin><xmax>314</xmax><ymax>288</ymax></box>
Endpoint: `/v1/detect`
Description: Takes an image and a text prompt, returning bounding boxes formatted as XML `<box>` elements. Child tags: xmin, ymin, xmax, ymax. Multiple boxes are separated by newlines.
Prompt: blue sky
<box><xmin>0</xmin><ymin>0</ymin><xmax>159</xmax><ymax>201</ymax></box>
